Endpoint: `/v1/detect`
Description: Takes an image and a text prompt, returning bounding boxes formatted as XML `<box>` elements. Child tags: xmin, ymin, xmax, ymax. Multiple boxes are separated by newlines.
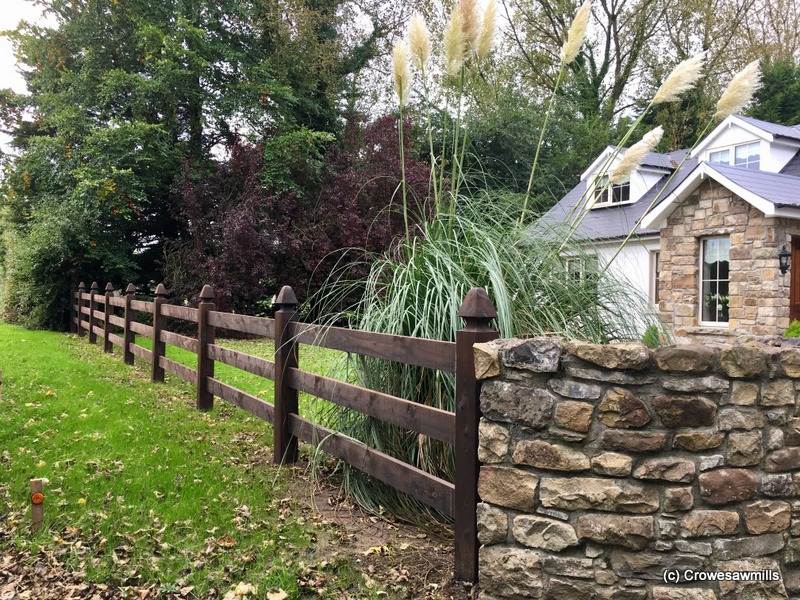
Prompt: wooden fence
<box><xmin>69</xmin><ymin>280</ymin><xmax>498</xmax><ymax>583</ymax></box>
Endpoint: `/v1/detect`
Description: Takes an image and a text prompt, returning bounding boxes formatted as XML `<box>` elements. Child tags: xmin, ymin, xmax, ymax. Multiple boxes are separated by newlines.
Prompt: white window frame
<box><xmin>698</xmin><ymin>236</ymin><xmax>731</xmax><ymax>327</ymax></box>
<box><xmin>649</xmin><ymin>250</ymin><xmax>660</xmax><ymax>305</ymax></box>
<box><xmin>705</xmin><ymin>141</ymin><xmax>761</xmax><ymax>170</ymax></box>
<box><xmin>734</xmin><ymin>141</ymin><xmax>760</xmax><ymax>170</ymax></box>
<box><xmin>591</xmin><ymin>176</ymin><xmax>633</xmax><ymax>209</ymax></box>
<box><xmin>708</xmin><ymin>149</ymin><xmax>730</xmax><ymax>165</ymax></box>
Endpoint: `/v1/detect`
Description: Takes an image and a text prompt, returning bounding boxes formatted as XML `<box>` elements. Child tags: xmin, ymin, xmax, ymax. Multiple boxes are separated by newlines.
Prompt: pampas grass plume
<box><xmin>476</xmin><ymin>0</ymin><xmax>498</xmax><ymax>60</ymax></box>
<box><xmin>459</xmin><ymin>0</ymin><xmax>480</xmax><ymax>50</ymax></box>
<box><xmin>444</xmin><ymin>5</ymin><xmax>467</xmax><ymax>76</ymax></box>
<box><xmin>408</xmin><ymin>14</ymin><xmax>431</xmax><ymax>71</ymax></box>
<box><xmin>392</xmin><ymin>41</ymin><xmax>410</xmax><ymax>107</ymax></box>
<box><xmin>610</xmin><ymin>126</ymin><xmax>664</xmax><ymax>184</ymax></box>
<box><xmin>560</xmin><ymin>0</ymin><xmax>592</xmax><ymax>65</ymax></box>
<box><xmin>652</xmin><ymin>53</ymin><xmax>706</xmax><ymax>104</ymax></box>
<box><xmin>714</xmin><ymin>60</ymin><xmax>761</xmax><ymax>120</ymax></box>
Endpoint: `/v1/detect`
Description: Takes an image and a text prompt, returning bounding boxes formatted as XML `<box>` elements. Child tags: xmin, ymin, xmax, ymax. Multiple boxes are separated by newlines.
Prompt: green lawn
<box><xmin>0</xmin><ymin>322</ymin><xmax>382</xmax><ymax>598</ymax></box>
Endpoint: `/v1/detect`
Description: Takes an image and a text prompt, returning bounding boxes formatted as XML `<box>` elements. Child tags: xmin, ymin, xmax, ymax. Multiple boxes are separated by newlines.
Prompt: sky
<box><xmin>0</xmin><ymin>0</ymin><xmax>53</xmax><ymax>153</ymax></box>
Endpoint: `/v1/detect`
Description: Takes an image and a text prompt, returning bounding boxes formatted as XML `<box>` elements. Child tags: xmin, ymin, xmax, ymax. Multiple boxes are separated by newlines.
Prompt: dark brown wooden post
<box><xmin>196</xmin><ymin>285</ymin><xmax>216</xmax><ymax>411</ymax></box>
<box><xmin>77</xmin><ymin>282</ymin><xmax>86</xmax><ymax>337</ymax></box>
<box><xmin>151</xmin><ymin>283</ymin><xmax>167</xmax><ymax>382</ymax></box>
<box><xmin>70</xmin><ymin>284</ymin><xmax>77</xmax><ymax>333</ymax></box>
<box><xmin>103</xmin><ymin>283</ymin><xmax>113</xmax><ymax>353</ymax></box>
<box><xmin>273</xmin><ymin>285</ymin><xmax>299</xmax><ymax>464</ymax></box>
<box><xmin>88</xmin><ymin>282</ymin><xmax>99</xmax><ymax>344</ymax></box>
<box><xmin>123</xmin><ymin>284</ymin><xmax>136</xmax><ymax>365</ymax></box>
<box><xmin>454</xmin><ymin>287</ymin><xmax>498</xmax><ymax>584</ymax></box>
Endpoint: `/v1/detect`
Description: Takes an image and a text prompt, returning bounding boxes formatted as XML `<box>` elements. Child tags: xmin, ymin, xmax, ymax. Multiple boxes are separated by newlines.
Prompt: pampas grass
<box><xmin>476</xmin><ymin>0</ymin><xmax>497</xmax><ymax>60</ymax></box>
<box><xmin>610</xmin><ymin>126</ymin><xmax>664</xmax><ymax>183</ymax></box>
<box><xmin>715</xmin><ymin>60</ymin><xmax>761</xmax><ymax>120</ymax></box>
<box><xmin>459</xmin><ymin>0</ymin><xmax>481</xmax><ymax>51</ymax></box>
<box><xmin>560</xmin><ymin>0</ymin><xmax>592</xmax><ymax>65</ymax></box>
<box><xmin>392</xmin><ymin>42</ymin><xmax>411</xmax><ymax>107</ymax></box>
<box><xmin>652</xmin><ymin>53</ymin><xmax>706</xmax><ymax>104</ymax></box>
<box><xmin>408</xmin><ymin>14</ymin><xmax>431</xmax><ymax>72</ymax></box>
<box><xmin>444</xmin><ymin>6</ymin><xmax>467</xmax><ymax>77</ymax></box>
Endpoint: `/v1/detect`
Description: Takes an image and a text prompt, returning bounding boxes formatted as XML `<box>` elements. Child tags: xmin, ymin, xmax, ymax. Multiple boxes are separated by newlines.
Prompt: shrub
<box><xmin>785</xmin><ymin>320</ymin><xmax>800</xmax><ymax>338</ymax></box>
<box><xmin>642</xmin><ymin>324</ymin><xmax>662</xmax><ymax>348</ymax></box>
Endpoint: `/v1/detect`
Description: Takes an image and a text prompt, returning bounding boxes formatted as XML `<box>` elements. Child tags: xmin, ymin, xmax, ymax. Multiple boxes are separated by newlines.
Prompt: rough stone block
<box><xmin>718</xmin><ymin>407</ymin><xmax>766</xmax><ymax>431</ymax></box>
<box><xmin>598</xmin><ymin>387</ymin><xmax>651</xmax><ymax>428</ymax></box>
<box><xmin>501</xmin><ymin>337</ymin><xmax>562</xmax><ymax>373</ymax></box>
<box><xmin>674</xmin><ymin>430</ymin><xmax>725</xmax><ymax>452</ymax></box>
<box><xmin>478</xmin><ymin>419</ymin><xmax>510</xmax><ymax>464</ymax></box>
<box><xmin>480</xmin><ymin>380</ymin><xmax>555</xmax><ymax>428</ymax></box>
<box><xmin>633</xmin><ymin>457</ymin><xmax>696</xmax><ymax>483</ymax></box>
<box><xmin>713</xmin><ymin>533</ymin><xmax>785</xmax><ymax>560</ymax></box>
<box><xmin>761</xmin><ymin>379</ymin><xmax>796</xmax><ymax>406</ymax></box>
<box><xmin>553</xmin><ymin>400</ymin><xmax>593</xmax><ymax>433</ymax></box>
<box><xmin>548</xmin><ymin>378</ymin><xmax>603</xmax><ymax>400</ymax></box>
<box><xmin>575</xmin><ymin>514</ymin><xmax>655</xmax><ymax>550</ymax></box>
<box><xmin>566</xmin><ymin>340</ymin><xmax>651</xmax><ymax>370</ymax></box>
<box><xmin>477</xmin><ymin>502</ymin><xmax>508</xmax><ymax>544</ymax></box>
<box><xmin>653</xmin><ymin>395</ymin><xmax>717</xmax><ymax>428</ymax></box>
<box><xmin>653</xmin><ymin>345</ymin><xmax>716</xmax><ymax>373</ymax></box>
<box><xmin>727</xmin><ymin>431</ymin><xmax>764</xmax><ymax>466</ymax></box>
<box><xmin>511</xmin><ymin>514</ymin><xmax>579</xmax><ymax>551</ymax></box>
<box><xmin>698</xmin><ymin>469</ymin><xmax>758</xmax><ymax>505</ymax></box>
<box><xmin>764</xmin><ymin>447</ymin><xmax>800</xmax><ymax>472</ymax></box>
<box><xmin>680</xmin><ymin>510</ymin><xmax>740</xmax><ymax>537</ymax></box>
<box><xmin>719</xmin><ymin>346</ymin><xmax>768</xmax><ymax>378</ymax></box>
<box><xmin>539</xmin><ymin>477</ymin><xmax>659</xmax><ymax>513</ymax></box>
<box><xmin>742</xmin><ymin>500</ymin><xmax>791</xmax><ymax>534</ymax></box>
<box><xmin>663</xmin><ymin>487</ymin><xmax>694</xmax><ymax>512</ymax></box>
<box><xmin>479</xmin><ymin>545</ymin><xmax>544</xmax><ymax>599</ymax></box>
<box><xmin>512</xmin><ymin>440</ymin><xmax>590</xmax><ymax>471</ymax></box>
<box><xmin>591</xmin><ymin>452</ymin><xmax>633</xmax><ymax>477</ymax></box>
<box><xmin>478</xmin><ymin>465</ymin><xmax>539</xmax><ymax>511</ymax></box>
<box><xmin>601</xmin><ymin>430</ymin><xmax>668</xmax><ymax>453</ymax></box>
<box><xmin>729</xmin><ymin>381</ymin><xmax>759</xmax><ymax>405</ymax></box>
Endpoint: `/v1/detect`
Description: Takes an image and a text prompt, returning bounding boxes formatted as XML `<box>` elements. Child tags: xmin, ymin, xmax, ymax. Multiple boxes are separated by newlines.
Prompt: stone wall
<box><xmin>657</xmin><ymin>179</ymin><xmax>800</xmax><ymax>341</ymax></box>
<box><xmin>474</xmin><ymin>337</ymin><xmax>800</xmax><ymax>600</ymax></box>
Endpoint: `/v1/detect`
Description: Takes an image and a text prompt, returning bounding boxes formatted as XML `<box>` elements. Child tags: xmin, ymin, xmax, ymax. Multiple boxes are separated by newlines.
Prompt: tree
<box><xmin>0</xmin><ymin>0</ymin><xmax>395</xmax><ymax>327</ymax></box>
<box><xmin>748</xmin><ymin>58</ymin><xmax>800</xmax><ymax>125</ymax></box>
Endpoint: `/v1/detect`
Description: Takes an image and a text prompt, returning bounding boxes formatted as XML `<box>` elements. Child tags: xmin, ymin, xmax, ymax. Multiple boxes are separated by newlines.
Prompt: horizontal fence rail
<box><xmin>69</xmin><ymin>279</ymin><xmax>498</xmax><ymax>584</ymax></box>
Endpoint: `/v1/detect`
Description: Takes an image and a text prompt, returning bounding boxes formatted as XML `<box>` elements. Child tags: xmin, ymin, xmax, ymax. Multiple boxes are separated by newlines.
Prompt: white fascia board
<box><xmin>691</xmin><ymin>115</ymin><xmax>774</xmax><ymax>157</ymax></box>
<box><xmin>771</xmin><ymin>207</ymin><xmax>800</xmax><ymax>220</ymax></box>
<box><xmin>580</xmin><ymin>146</ymin><xmax>617</xmax><ymax>181</ymax></box>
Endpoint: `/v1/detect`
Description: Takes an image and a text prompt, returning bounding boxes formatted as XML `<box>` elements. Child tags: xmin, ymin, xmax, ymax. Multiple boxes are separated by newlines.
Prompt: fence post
<box><xmin>151</xmin><ymin>283</ymin><xmax>167</xmax><ymax>382</ymax></box>
<box><xmin>103</xmin><ymin>283</ymin><xmax>113</xmax><ymax>353</ymax></box>
<box><xmin>123</xmin><ymin>284</ymin><xmax>136</xmax><ymax>365</ymax></box>
<box><xmin>77</xmin><ymin>282</ymin><xmax>86</xmax><ymax>337</ymax></box>
<box><xmin>273</xmin><ymin>285</ymin><xmax>299</xmax><ymax>464</ymax></box>
<box><xmin>88</xmin><ymin>282</ymin><xmax>99</xmax><ymax>344</ymax></box>
<box><xmin>454</xmin><ymin>287</ymin><xmax>498</xmax><ymax>584</ymax></box>
<box><xmin>70</xmin><ymin>284</ymin><xmax>77</xmax><ymax>333</ymax></box>
<box><xmin>196</xmin><ymin>285</ymin><xmax>216</xmax><ymax>411</ymax></box>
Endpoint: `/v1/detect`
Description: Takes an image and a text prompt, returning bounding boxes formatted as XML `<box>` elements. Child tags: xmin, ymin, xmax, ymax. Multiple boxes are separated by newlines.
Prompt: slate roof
<box><xmin>707</xmin><ymin>162</ymin><xmax>800</xmax><ymax>208</ymax></box>
<box><xmin>737</xmin><ymin>115</ymin><xmax>800</xmax><ymax>142</ymax></box>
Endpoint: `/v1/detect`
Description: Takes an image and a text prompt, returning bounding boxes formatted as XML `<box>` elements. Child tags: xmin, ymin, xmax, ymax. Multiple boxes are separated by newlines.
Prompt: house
<box><xmin>538</xmin><ymin>114</ymin><xmax>800</xmax><ymax>342</ymax></box>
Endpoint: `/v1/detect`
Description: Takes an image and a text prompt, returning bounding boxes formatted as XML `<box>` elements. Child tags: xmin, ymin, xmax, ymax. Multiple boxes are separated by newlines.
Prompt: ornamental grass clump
<box><xmin>313</xmin><ymin>1</ymin><xmax>666</xmax><ymax>520</ymax></box>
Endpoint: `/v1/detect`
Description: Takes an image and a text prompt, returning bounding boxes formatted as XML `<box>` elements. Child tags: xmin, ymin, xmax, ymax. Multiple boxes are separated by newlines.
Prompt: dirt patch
<box><xmin>284</xmin><ymin>463</ymin><xmax>475</xmax><ymax>600</ymax></box>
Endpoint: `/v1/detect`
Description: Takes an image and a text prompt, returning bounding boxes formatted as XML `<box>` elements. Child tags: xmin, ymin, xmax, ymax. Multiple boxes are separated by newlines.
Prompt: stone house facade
<box><xmin>658</xmin><ymin>180</ymin><xmax>800</xmax><ymax>342</ymax></box>
<box><xmin>539</xmin><ymin>114</ymin><xmax>800</xmax><ymax>343</ymax></box>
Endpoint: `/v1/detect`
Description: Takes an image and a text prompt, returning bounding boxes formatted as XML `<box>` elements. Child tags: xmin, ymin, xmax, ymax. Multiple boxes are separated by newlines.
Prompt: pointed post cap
<box><xmin>125</xmin><ymin>283</ymin><xmax>137</xmax><ymax>295</ymax></box>
<box><xmin>78</xmin><ymin>281</ymin><xmax>86</xmax><ymax>291</ymax></box>
<box><xmin>273</xmin><ymin>285</ymin><xmax>298</xmax><ymax>308</ymax></box>
<box><xmin>458</xmin><ymin>288</ymin><xmax>497</xmax><ymax>320</ymax></box>
<box><xmin>199</xmin><ymin>284</ymin><xmax>215</xmax><ymax>301</ymax></box>
<box><xmin>154</xmin><ymin>283</ymin><xmax>168</xmax><ymax>297</ymax></box>
<box><xmin>105</xmin><ymin>282</ymin><xmax>114</xmax><ymax>293</ymax></box>
<box><xmin>90</xmin><ymin>281</ymin><xmax>99</xmax><ymax>292</ymax></box>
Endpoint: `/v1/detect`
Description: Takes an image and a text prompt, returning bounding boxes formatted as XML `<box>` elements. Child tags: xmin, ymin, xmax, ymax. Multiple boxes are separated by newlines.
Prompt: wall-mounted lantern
<box><xmin>779</xmin><ymin>245</ymin><xmax>791</xmax><ymax>275</ymax></box>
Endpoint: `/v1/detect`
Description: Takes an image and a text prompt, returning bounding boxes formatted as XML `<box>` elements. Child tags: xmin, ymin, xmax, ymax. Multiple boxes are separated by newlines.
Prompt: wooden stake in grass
<box><xmin>30</xmin><ymin>478</ymin><xmax>45</xmax><ymax>533</ymax></box>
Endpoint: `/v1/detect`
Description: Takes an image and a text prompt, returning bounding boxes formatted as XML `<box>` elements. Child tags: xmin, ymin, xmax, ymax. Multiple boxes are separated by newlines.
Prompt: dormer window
<box><xmin>592</xmin><ymin>175</ymin><xmax>632</xmax><ymax>208</ymax></box>
<box><xmin>734</xmin><ymin>142</ymin><xmax>760</xmax><ymax>170</ymax></box>
<box><xmin>706</xmin><ymin>142</ymin><xmax>761</xmax><ymax>170</ymax></box>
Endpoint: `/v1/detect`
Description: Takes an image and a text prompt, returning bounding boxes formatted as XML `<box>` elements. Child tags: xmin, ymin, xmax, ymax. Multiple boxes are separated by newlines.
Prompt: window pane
<box><xmin>718</xmin><ymin>280</ymin><xmax>729</xmax><ymax>322</ymax></box>
<box><xmin>702</xmin><ymin>279</ymin><xmax>717</xmax><ymax>322</ymax></box>
<box><xmin>703</xmin><ymin>238</ymin><xmax>718</xmax><ymax>280</ymax></box>
<box><xmin>718</xmin><ymin>238</ymin><xmax>730</xmax><ymax>280</ymax></box>
<box><xmin>735</xmin><ymin>142</ymin><xmax>760</xmax><ymax>170</ymax></box>
<box><xmin>709</xmin><ymin>149</ymin><xmax>729</xmax><ymax>164</ymax></box>
<box><xmin>611</xmin><ymin>183</ymin><xmax>630</xmax><ymax>203</ymax></box>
